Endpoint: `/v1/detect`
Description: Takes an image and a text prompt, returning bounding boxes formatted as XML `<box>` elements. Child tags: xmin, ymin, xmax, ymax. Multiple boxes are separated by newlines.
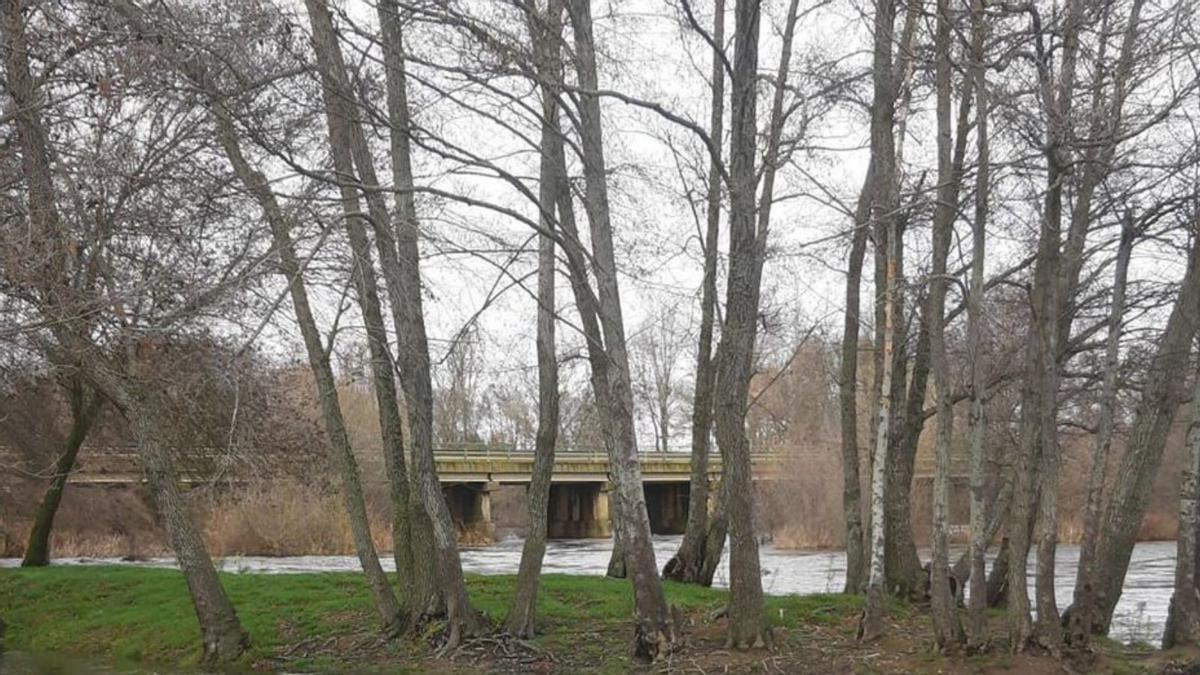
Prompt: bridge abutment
<box><xmin>547</xmin><ymin>482</ymin><xmax>612</xmax><ymax>539</ymax></box>
<box><xmin>644</xmin><ymin>482</ymin><xmax>689</xmax><ymax>534</ymax></box>
<box><xmin>442</xmin><ymin>482</ymin><xmax>496</xmax><ymax>545</ymax></box>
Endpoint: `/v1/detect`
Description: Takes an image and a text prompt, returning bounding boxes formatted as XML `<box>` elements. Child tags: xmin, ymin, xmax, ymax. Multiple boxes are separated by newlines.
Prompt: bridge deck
<box><xmin>2</xmin><ymin>446</ymin><xmax>788</xmax><ymax>486</ymax></box>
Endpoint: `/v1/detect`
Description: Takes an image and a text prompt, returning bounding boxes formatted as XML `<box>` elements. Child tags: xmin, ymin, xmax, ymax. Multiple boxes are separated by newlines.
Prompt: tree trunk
<box><xmin>566</xmin><ymin>0</ymin><xmax>675</xmax><ymax>659</ymax></box>
<box><xmin>859</xmin><ymin>0</ymin><xmax>898</xmax><ymax>643</ymax></box>
<box><xmin>134</xmin><ymin>413</ymin><xmax>249</xmax><ymax>664</ymax></box>
<box><xmin>886</xmin><ymin>306</ymin><xmax>925</xmax><ymax>600</ymax></box>
<box><xmin>310</xmin><ymin>0</ymin><xmax>475</xmax><ymax>634</ymax></box>
<box><xmin>208</xmin><ymin>102</ymin><xmax>404</xmax><ymax>634</ymax></box>
<box><xmin>304</xmin><ymin>0</ymin><xmax>422</xmax><ymax>634</ymax></box>
<box><xmin>506</xmin><ymin>0</ymin><xmax>563</xmax><ymax>638</ymax></box>
<box><xmin>929</xmin><ymin>0</ymin><xmax>964</xmax><ymax>646</ymax></box>
<box><xmin>700</xmin><ymin>478</ymin><xmax>731</xmax><ymax>586</ymax></box>
<box><xmin>1164</xmin><ymin>368</ymin><xmax>1200</xmax><ymax>649</ymax></box>
<box><xmin>1087</xmin><ymin>232</ymin><xmax>1200</xmax><ymax>635</ymax></box>
<box><xmin>861</xmin><ymin>209</ymin><xmax>897</xmax><ymax>643</ymax></box>
<box><xmin>965</xmin><ymin>0</ymin><xmax>990</xmax><ymax>646</ymax></box>
<box><xmin>664</xmin><ymin>0</ymin><xmax>725</xmax><ymax>586</ymax></box>
<box><xmin>839</xmin><ymin>163</ymin><xmax>871</xmax><ymax>594</ymax></box>
<box><xmin>22</xmin><ymin>378</ymin><xmax>100</xmax><ymax>567</ymax></box>
<box><xmin>1066</xmin><ymin>221</ymin><xmax>1134</xmax><ymax>646</ymax></box>
<box><xmin>1060</xmin><ymin>0</ymin><xmax>1147</xmax><ymax>642</ymax></box>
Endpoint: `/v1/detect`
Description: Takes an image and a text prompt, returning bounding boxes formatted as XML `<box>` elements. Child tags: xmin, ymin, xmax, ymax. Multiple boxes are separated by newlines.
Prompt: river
<box><xmin>1</xmin><ymin>537</ymin><xmax>1176</xmax><ymax>645</ymax></box>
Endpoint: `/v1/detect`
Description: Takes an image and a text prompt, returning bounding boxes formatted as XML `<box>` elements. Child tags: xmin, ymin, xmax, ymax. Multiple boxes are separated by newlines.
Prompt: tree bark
<box><xmin>965</xmin><ymin>0</ymin><xmax>990</xmax><ymax>644</ymax></box>
<box><xmin>929</xmin><ymin>0</ymin><xmax>964</xmax><ymax>647</ymax></box>
<box><xmin>132</xmin><ymin>412</ymin><xmax>249</xmax><ymax>664</ymax></box>
<box><xmin>1164</xmin><ymin>367</ymin><xmax>1200</xmax><ymax>649</ymax></box>
<box><xmin>664</xmin><ymin>0</ymin><xmax>725</xmax><ymax>586</ymax></box>
<box><xmin>1065</xmin><ymin>220</ymin><xmax>1134</xmax><ymax>646</ymax></box>
<box><xmin>566</xmin><ymin>0</ymin><xmax>675</xmax><ymax>659</ymax></box>
<box><xmin>1006</xmin><ymin>0</ymin><xmax>1085</xmax><ymax>649</ymax></box>
<box><xmin>207</xmin><ymin>101</ymin><xmax>404</xmax><ymax>634</ymax></box>
<box><xmin>304</xmin><ymin>0</ymin><xmax>420</xmax><ymax>635</ymax></box>
<box><xmin>1088</xmin><ymin>230</ymin><xmax>1200</xmax><ymax>635</ymax></box>
<box><xmin>22</xmin><ymin>378</ymin><xmax>101</xmax><ymax>567</ymax></box>
<box><xmin>711</xmin><ymin>0</ymin><xmax>798</xmax><ymax>649</ymax></box>
<box><xmin>859</xmin><ymin>0</ymin><xmax>899</xmax><ymax>644</ymax></box>
<box><xmin>861</xmin><ymin>202</ymin><xmax>897</xmax><ymax>643</ymax></box>
<box><xmin>506</xmin><ymin>0</ymin><xmax>563</xmax><ymax>638</ymax></box>
<box><xmin>838</xmin><ymin>163</ymin><xmax>871</xmax><ymax>594</ymax></box>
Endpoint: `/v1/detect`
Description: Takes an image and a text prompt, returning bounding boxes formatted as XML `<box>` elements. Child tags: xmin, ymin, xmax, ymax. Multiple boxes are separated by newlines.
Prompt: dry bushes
<box><xmin>201</xmin><ymin>480</ymin><xmax>392</xmax><ymax>557</ymax></box>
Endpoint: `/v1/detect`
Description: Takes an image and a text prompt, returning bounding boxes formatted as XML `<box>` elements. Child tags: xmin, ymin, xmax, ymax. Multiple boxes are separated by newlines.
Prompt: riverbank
<box><xmin>2</xmin><ymin>567</ymin><xmax>1196</xmax><ymax>673</ymax></box>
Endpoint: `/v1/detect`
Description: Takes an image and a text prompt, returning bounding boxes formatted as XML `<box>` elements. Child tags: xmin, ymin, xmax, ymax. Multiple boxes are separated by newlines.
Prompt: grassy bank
<box><xmin>0</xmin><ymin>567</ymin><xmax>1193</xmax><ymax>673</ymax></box>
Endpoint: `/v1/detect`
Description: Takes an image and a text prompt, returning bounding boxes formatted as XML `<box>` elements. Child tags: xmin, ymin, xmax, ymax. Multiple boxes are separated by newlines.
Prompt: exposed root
<box><xmin>633</xmin><ymin>625</ymin><xmax>679</xmax><ymax>663</ymax></box>
<box><xmin>438</xmin><ymin>632</ymin><xmax>556</xmax><ymax>670</ymax></box>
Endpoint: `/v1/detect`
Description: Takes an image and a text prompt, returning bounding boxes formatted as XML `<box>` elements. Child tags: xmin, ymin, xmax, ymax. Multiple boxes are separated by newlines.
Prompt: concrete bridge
<box><xmin>7</xmin><ymin>445</ymin><xmax>786</xmax><ymax>544</ymax></box>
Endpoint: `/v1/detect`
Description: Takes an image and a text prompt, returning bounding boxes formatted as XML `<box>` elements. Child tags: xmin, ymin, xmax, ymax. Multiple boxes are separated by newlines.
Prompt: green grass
<box><xmin>0</xmin><ymin>567</ymin><xmax>865</xmax><ymax>672</ymax></box>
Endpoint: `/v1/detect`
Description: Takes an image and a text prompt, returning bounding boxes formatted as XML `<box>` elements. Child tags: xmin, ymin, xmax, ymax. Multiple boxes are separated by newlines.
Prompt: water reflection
<box><xmin>0</xmin><ymin>537</ymin><xmax>1175</xmax><ymax>645</ymax></box>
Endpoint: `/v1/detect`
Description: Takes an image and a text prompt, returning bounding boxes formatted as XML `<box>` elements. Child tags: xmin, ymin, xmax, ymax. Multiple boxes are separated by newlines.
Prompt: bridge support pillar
<box><xmin>644</xmin><ymin>482</ymin><xmax>689</xmax><ymax>534</ymax></box>
<box><xmin>443</xmin><ymin>482</ymin><xmax>496</xmax><ymax>545</ymax></box>
<box><xmin>547</xmin><ymin>482</ymin><xmax>612</xmax><ymax>539</ymax></box>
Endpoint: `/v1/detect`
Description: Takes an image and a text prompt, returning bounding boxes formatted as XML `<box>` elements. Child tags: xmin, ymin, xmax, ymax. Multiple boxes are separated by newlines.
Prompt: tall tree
<box><xmin>1164</xmin><ymin>360</ymin><xmax>1200</xmax><ymax>648</ymax></box>
<box><xmin>1065</xmin><ymin>219</ymin><xmax>1134</xmax><ymax>645</ymax></box>
<box><xmin>1086</xmin><ymin>229</ymin><xmax>1200</xmax><ymax>635</ymax></box>
<box><xmin>664</xmin><ymin>0</ymin><xmax>726</xmax><ymax>587</ymax></box>
<box><xmin>929</xmin><ymin>0</ymin><xmax>967</xmax><ymax>647</ymax></box>
<box><xmin>964</xmin><ymin>0</ymin><xmax>991</xmax><ymax>645</ymax></box>
<box><xmin>566</xmin><ymin>0</ymin><xmax>676</xmax><ymax>658</ymax></box>
<box><xmin>505</xmin><ymin>0</ymin><xmax>564</xmax><ymax>638</ymax></box>
<box><xmin>859</xmin><ymin>0</ymin><xmax>900</xmax><ymax>641</ymax></box>
<box><xmin>21</xmin><ymin>375</ymin><xmax>101</xmax><ymax>567</ymax></box>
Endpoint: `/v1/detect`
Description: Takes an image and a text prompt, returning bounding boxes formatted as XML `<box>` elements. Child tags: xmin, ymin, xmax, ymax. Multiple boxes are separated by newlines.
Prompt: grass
<box><xmin>0</xmin><ymin>567</ymin><xmax>865</xmax><ymax>672</ymax></box>
<box><xmin>0</xmin><ymin>567</ymin><xmax>1187</xmax><ymax>673</ymax></box>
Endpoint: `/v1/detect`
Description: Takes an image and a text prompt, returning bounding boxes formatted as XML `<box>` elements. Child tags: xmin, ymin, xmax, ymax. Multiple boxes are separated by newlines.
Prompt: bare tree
<box><xmin>505</xmin><ymin>0</ymin><xmax>563</xmax><ymax>638</ymax></box>
<box><xmin>0</xmin><ymin>0</ymin><xmax>251</xmax><ymax>659</ymax></box>
<box><xmin>859</xmin><ymin>0</ymin><xmax>901</xmax><ymax>643</ymax></box>
<box><xmin>664</xmin><ymin>0</ymin><xmax>726</xmax><ymax>588</ymax></box>
<box><xmin>564</xmin><ymin>0</ymin><xmax>676</xmax><ymax>657</ymax></box>
<box><xmin>21</xmin><ymin>374</ymin><xmax>101</xmax><ymax>567</ymax></box>
<box><xmin>1165</xmin><ymin>360</ymin><xmax>1200</xmax><ymax>648</ymax></box>
<box><xmin>964</xmin><ymin>0</ymin><xmax>990</xmax><ymax>645</ymax></box>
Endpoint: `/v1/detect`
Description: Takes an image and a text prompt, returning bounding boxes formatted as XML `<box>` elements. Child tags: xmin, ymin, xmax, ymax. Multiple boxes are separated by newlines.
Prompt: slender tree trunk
<box><xmin>888</xmin><ymin>332</ymin><xmax>925</xmax><ymax>598</ymax></box>
<box><xmin>133</xmin><ymin>413</ymin><xmax>249</xmax><ymax>664</ymax></box>
<box><xmin>22</xmin><ymin>379</ymin><xmax>100</xmax><ymax>567</ymax></box>
<box><xmin>839</xmin><ymin>164</ymin><xmax>871</xmax><ymax>594</ymax></box>
<box><xmin>1065</xmin><ymin>221</ymin><xmax>1134</xmax><ymax>646</ymax></box>
<box><xmin>700</xmin><ymin>478</ymin><xmax>731</xmax><ymax>586</ymax></box>
<box><xmin>861</xmin><ymin>210</ymin><xmax>897</xmax><ymax>643</ymax></box>
<box><xmin>506</xmin><ymin>0</ymin><xmax>563</xmax><ymax>638</ymax></box>
<box><xmin>566</xmin><ymin>0</ymin><xmax>675</xmax><ymax>658</ymax></box>
<box><xmin>304</xmin><ymin>0</ymin><xmax>420</xmax><ymax>634</ymax></box>
<box><xmin>712</xmin><ymin>0</ymin><xmax>790</xmax><ymax>648</ymax></box>
<box><xmin>1164</xmin><ymin>367</ymin><xmax>1200</xmax><ymax>649</ymax></box>
<box><xmin>929</xmin><ymin>0</ymin><xmax>964</xmax><ymax>647</ymax></box>
<box><xmin>208</xmin><ymin>101</ymin><xmax>404</xmax><ymax>634</ymax></box>
<box><xmin>965</xmin><ymin>0</ymin><xmax>990</xmax><ymax>644</ymax></box>
<box><xmin>664</xmin><ymin>0</ymin><xmax>723</xmax><ymax>581</ymax></box>
<box><xmin>859</xmin><ymin>0</ymin><xmax>898</xmax><ymax>643</ymax></box>
<box><xmin>1088</xmin><ymin>233</ymin><xmax>1200</xmax><ymax>634</ymax></box>
<box><xmin>1009</xmin><ymin>0</ymin><xmax>1087</xmax><ymax>651</ymax></box>
<box><xmin>1060</xmin><ymin>0</ymin><xmax>1146</xmax><ymax>640</ymax></box>
<box><xmin>313</xmin><ymin>0</ymin><xmax>473</xmax><ymax>632</ymax></box>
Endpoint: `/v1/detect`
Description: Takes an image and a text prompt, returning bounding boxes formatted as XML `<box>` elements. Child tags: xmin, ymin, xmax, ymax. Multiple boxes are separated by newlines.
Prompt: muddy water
<box><xmin>1</xmin><ymin>538</ymin><xmax>1175</xmax><ymax>645</ymax></box>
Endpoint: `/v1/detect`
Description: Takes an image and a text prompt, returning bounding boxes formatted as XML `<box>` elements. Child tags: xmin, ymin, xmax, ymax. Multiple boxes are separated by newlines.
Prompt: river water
<box><xmin>1</xmin><ymin>537</ymin><xmax>1175</xmax><ymax>645</ymax></box>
